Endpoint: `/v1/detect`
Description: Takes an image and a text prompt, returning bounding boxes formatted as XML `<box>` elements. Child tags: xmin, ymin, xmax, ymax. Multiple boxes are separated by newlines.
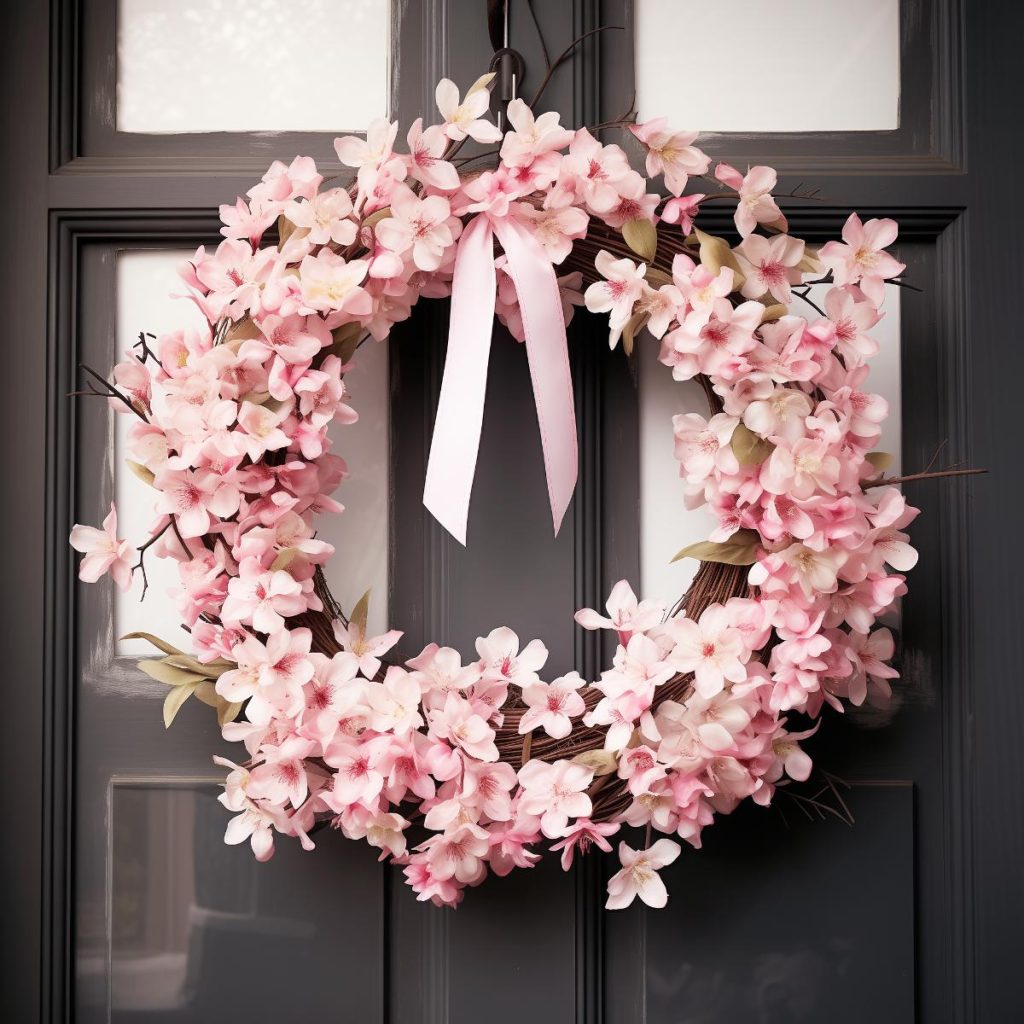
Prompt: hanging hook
<box><xmin>486</xmin><ymin>0</ymin><xmax>526</xmax><ymax>130</ymax></box>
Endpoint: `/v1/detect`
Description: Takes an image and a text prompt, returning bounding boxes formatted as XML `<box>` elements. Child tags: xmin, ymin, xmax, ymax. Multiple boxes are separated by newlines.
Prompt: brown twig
<box><xmin>77</xmin><ymin>363</ymin><xmax>148</xmax><ymax>422</ymax></box>
<box><xmin>529</xmin><ymin>25</ymin><xmax>623</xmax><ymax>109</ymax></box>
<box><xmin>865</xmin><ymin>466</ymin><xmax>987</xmax><ymax>488</ymax></box>
<box><xmin>131</xmin><ymin>521</ymin><xmax>172</xmax><ymax>600</ymax></box>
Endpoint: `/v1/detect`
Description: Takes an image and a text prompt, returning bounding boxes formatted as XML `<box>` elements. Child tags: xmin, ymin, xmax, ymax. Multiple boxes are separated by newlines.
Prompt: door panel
<box><xmin>71</xmin><ymin>235</ymin><xmax>389</xmax><ymax>1023</ymax></box>
<box><xmin>609</xmin><ymin>784</ymin><xmax>914</xmax><ymax>1024</ymax></box>
<box><xmin>6</xmin><ymin>1</ymin><xmax>1021</xmax><ymax>1022</ymax></box>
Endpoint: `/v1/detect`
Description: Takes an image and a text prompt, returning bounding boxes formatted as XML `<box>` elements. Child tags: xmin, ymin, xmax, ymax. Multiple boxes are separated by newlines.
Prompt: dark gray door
<box><xmin>3</xmin><ymin>1</ymin><xmax>1022</xmax><ymax>1022</ymax></box>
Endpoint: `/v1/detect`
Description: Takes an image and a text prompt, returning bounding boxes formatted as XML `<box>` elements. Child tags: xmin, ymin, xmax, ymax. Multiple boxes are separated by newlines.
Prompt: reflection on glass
<box><xmin>641</xmin><ymin>785</ymin><xmax>913</xmax><ymax>1020</ymax></box>
<box><xmin>638</xmin><ymin>288</ymin><xmax>900</xmax><ymax>609</ymax></box>
<box><xmin>107</xmin><ymin>780</ymin><xmax>383</xmax><ymax>1021</ymax></box>
<box><xmin>117</xmin><ymin>0</ymin><xmax>390</xmax><ymax>133</ymax></box>
<box><xmin>114</xmin><ymin>251</ymin><xmax>390</xmax><ymax>655</ymax></box>
<box><xmin>635</xmin><ymin>0</ymin><xmax>900</xmax><ymax>132</ymax></box>
<box><xmin>110</xmin><ymin>782</ymin><xmax>256</xmax><ymax>1017</ymax></box>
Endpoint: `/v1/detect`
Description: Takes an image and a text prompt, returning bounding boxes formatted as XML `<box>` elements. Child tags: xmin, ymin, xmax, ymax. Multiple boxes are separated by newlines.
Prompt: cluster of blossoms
<box><xmin>70</xmin><ymin>75</ymin><xmax>915</xmax><ymax>910</ymax></box>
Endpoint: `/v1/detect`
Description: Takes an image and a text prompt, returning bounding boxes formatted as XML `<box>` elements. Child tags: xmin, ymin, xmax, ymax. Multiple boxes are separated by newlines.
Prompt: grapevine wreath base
<box><xmin>70</xmin><ymin>70</ymin><xmax>936</xmax><ymax>910</ymax></box>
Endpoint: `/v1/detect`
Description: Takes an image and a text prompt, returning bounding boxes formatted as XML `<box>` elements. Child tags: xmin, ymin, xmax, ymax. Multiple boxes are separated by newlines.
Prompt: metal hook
<box><xmin>487</xmin><ymin>0</ymin><xmax>525</xmax><ymax>130</ymax></box>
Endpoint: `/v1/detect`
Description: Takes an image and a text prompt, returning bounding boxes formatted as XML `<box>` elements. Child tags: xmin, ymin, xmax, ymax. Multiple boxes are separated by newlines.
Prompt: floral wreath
<box><xmin>69</xmin><ymin>70</ymin><xmax>930</xmax><ymax>911</ymax></box>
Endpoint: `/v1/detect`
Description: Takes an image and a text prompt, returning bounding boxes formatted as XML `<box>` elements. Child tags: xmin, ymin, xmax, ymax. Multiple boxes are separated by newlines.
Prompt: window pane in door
<box><xmin>638</xmin><ymin>287</ymin><xmax>901</xmax><ymax>609</ymax></box>
<box><xmin>634</xmin><ymin>0</ymin><xmax>899</xmax><ymax>132</ymax></box>
<box><xmin>115</xmin><ymin>250</ymin><xmax>390</xmax><ymax>655</ymax></box>
<box><xmin>117</xmin><ymin>0</ymin><xmax>390</xmax><ymax>133</ymax></box>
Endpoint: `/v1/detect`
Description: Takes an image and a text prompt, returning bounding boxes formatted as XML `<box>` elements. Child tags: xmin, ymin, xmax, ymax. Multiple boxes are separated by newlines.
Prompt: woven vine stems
<box><xmin>288</xmin><ymin>211</ymin><xmax>750</xmax><ymax>822</ymax></box>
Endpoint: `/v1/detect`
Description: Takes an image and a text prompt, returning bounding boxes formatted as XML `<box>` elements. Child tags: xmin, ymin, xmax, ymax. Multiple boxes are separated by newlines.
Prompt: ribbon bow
<box><xmin>422</xmin><ymin>212</ymin><xmax>578</xmax><ymax>545</ymax></box>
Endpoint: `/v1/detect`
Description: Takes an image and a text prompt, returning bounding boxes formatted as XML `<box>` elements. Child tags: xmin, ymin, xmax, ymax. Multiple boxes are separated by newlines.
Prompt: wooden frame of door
<box><xmin>5</xmin><ymin>0</ymin><xmax>1024</xmax><ymax>1021</ymax></box>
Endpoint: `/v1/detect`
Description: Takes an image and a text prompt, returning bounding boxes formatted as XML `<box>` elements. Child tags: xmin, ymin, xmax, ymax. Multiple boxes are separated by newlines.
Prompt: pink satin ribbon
<box><xmin>422</xmin><ymin>213</ymin><xmax>578</xmax><ymax>545</ymax></box>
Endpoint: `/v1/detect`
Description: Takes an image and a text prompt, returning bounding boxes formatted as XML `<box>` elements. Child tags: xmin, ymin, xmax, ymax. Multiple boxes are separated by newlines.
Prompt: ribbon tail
<box><xmin>492</xmin><ymin>217</ymin><xmax>579</xmax><ymax>536</ymax></box>
<box><xmin>422</xmin><ymin>215</ymin><xmax>496</xmax><ymax>546</ymax></box>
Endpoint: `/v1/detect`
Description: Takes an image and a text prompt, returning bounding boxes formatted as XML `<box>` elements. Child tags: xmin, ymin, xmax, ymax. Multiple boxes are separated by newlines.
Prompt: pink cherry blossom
<box><xmin>520</xmin><ymin>200</ymin><xmax>589</xmax><ymax>264</ymax></box>
<box><xmin>406</xmin><ymin>644</ymin><xmax>482</xmax><ymax>700</ymax></box>
<box><xmin>248</xmin><ymin>155</ymin><xmax>322</xmax><ymax>203</ymax></box>
<box><xmin>500</xmin><ymin>98</ymin><xmax>574</xmax><ymax>166</ymax></box>
<box><xmin>435</xmin><ymin>77</ymin><xmax>502</xmax><ymax>143</ymax></box>
<box><xmin>518</xmin><ymin>671</ymin><xmax>587</xmax><ymax>739</ymax></box>
<box><xmin>561</xmin><ymin>129</ymin><xmax>632</xmax><ymax>213</ymax></box>
<box><xmin>715</xmin><ymin>163</ymin><xmax>786</xmax><ymax>238</ymax></box>
<box><xmin>743</xmin><ymin>386</ymin><xmax>813</xmax><ymax>443</ymax></box>
<box><xmin>428</xmin><ymin>693</ymin><xmax>499</xmax><ymax>762</ymax></box>
<box><xmin>575</xmin><ymin>579</ymin><xmax>664</xmax><ymax>644</ymax></box>
<box><xmin>283</xmin><ymin>188</ymin><xmax>357</xmax><ymax>247</ymax></box>
<box><xmin>824</xmin><ymin>285</ymin><xmax>883</xmax><ymax>365</ymax></box>
<box><xmin>332</xmin><ymin>618</ymin><xmax>403</xmax><ymax>679</ymax></box>
<box><xmin>583</xmin><ymin>250</ymin><xmax>647</xmax><ymax>346</ymax></box>
<box><xmin>323</xmin><ymin>739</ymin><xmax>385</xmax><ymax>807</ymax></box>
<box><xmin>375</xmin><ymin>187</ymin><xmax>457</xmax><ymax>272</ymax></box>
<box><xmin>475</xmin><ymin>626</ymin><xmax>548</xmax><ymax>687</ymax></box>
<box><xmin>550</xmin><ymin>818</ymin><xmax>620</xmax><ymax>871</ymax></box>
<box><xmin>517</xmin><ymin>759</ymin><xmax>594</xmax><ymax>838</ymax></box>
<box><xmin>819</xmin><ymin>213</ymin><xmax>905</xmax><ymax>306</ymax></box>
<box><xmin>219</xmin><ymin>195</ymin><xmax>279</xmax><ymax>249</ymax></box>
<box><xmin>367</xmin><ymin>666</ymin><xmax>424</xmax><ymax>735</ymax></box>
<box><xmin>618</xmin><ymin>745</ymin><xmax>667</xmax><ymax>795</ymax></box>
<box><xmin>222</xmin><ymin>558</ymin><xmax>310</xmax><ymax>634</ymax></box>
<box><xmin>422</xmin><ymin>822</ymin><xmax>492</xmax><ymax>883</ymax></box>
<box><xmin>334</xmin><ymin>118</ymin><xmax>399</xmax><ymax>171</ymax></box>
<box><xmin>605</xmin><ymin>839</ymin><xmax>681</xmax><ymax>909</ymax></box>
<box><xmin>663</xmin><ymin>298</ymin><xmax>761</xmax><ymax>380</ymax></box>
<box><xmin>660</xmin><ymin>193</ymin><xmax>704</xmax><ymax>235</ymax></box>
<box><xmin>298</xmin><ymin>250</ymin><xmax>371</xmax><ymax>316</ymax></box>
<box><xmin>672</xmin><ymin>412</ymin><xmax>740</xmax><ymax>484</ymax></box>
<box><xmin>668</xmin><ymin>604</ymin><xmax>749</xmax><ymax>698</ymax></box>
<box><xmin>404</xmin><ymin>118</ymin><xmax>461</xmax><ymax>191</ymax></box>
<box><xmin>736</xmin><ymin>233</ymin><xmax>805</xmax><ymax>303</ymax></box>
<box><xmin>69</xmin><ymin>503</ymin><xmax>136</xmax><ymax>590</ymax></box>
<box><xmin>461</xmin><ymin>759</ymin><xmax>517</xmax><ymax>821</ymax></box>
<box><xmin>630</xmin><ymin>117</ymin><xmax>709</xmax><ymax>196</ymax></box>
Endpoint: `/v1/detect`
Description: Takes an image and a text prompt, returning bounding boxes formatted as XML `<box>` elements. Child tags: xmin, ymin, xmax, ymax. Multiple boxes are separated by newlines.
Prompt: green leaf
<box><xmin>270</xmin><ymin>546</ymin><xmax>306</xmax><ymax>573</ymax></box>
<box><xmin>125</xmin><ymin>460</ymin><xmax>155</xmax><ymax>487</ymax></box>
<box><xmin>620</xmin><ymin>310</ymin><xmax>649</xmax><ymax>357</ymax></box>
<box><xmin>571</xmin><ymin>749</ymin><xmax>619</xmax><ymax>776</ymax></box>
<box><xmin>164</xmin><ymin>677</ymin><xmax>240</xmax><ymax>728</ymax></box>
<box><xmin>798</xmin><ymin>244</ymin><xmax>822</xmax><ymax>275</ymax></box>
<box><xmin>192</xmin><ymin>679</ymin><xmax>221</xmax><ymax>709</ymax></box>
<box><xmin>276</xmin><ymin>213</ymin><xmax>298</xmax><ymax>249</ymax></box>
<box><xmin>217</xmin><ymin>700</ymin><xmax>245</xmax><ymax>727</ymax></box>
<box><xmin>137</xmin><ymin>658</ymin><xmax>208</xmax><ymax>688</ymax></box>
<box><xmin>350</xmin><ymin>588</ymin><xmax>371</xmax><ymax>638</ymax></box>
<box><xmin>760</xmin><ymin>303</ymin><xmax>788</xmax><ymax>323</ymax></box>
<box><xmin>865</xmin><ymin>451</ymin><xmax>894</xmax><ymax>472</ymax></box>
<box><xmin>161</xmin><ymin>653</ymin><xmax>232</xmax><ymax>679</ymax></box>
<box><xmin>671</xmin><ymin>529</ymin><xmax>761</xmax><ymax>566</ymax></box>
<box><xmin>694</xmin><ymin>228</ymin><xmax>745</xmax><ymax>288</ymax></box>
<box><xmin>222</xmin><ymin>317</ymin><xmax>261</xmax><ymax>344</ymax></box>
<box><xmin>622</xmin><ymin>218</ymin><xmax>658</xmax><ymax>263</ymax></box>
<box><xmin>163</xmin><ymin>681</ymin><xmax>199</xmax><ymax>728</ymax></box>
<box><xmin>731</xmin><ymin>423</ymin><xmax>775</xmax><ymax>466</ymax></box>
<box><xmin>329</xmin><ymin>322</ymin><xmax>364</xmax><ymax>366</ymax></box>
<box><xmin>467</xmin><ymin>71</ymin><xmax>497</xmax><ymax>95</ymax></box>
<box><xmin>361</xmin><ymin>207</ymin><xmax>392</xmax><ymax>231</ymax></box>
<box><xmin>120</xmin><ymin>632</ymin><xmax>185</xmax><ymax>657</ymax></box>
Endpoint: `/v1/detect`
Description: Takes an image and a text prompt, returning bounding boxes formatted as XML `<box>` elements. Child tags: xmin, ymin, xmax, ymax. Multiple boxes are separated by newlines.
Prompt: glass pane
<box><xmin>115</xmin><ymin>250</ymin><xmax>390</xmax><ymax>655</ymax></box>
<box><xmin>117</xmin><ymin>0</ymin><xmax>390</xmax><ymax>133</ymax></box>
<box><xmin>635</xmin><ymin>0</ymin><xmax>899</xmax><ymax>132</ymax></box>
<box><xmin>108</xmin><ymin>782</ymin><xmax>246</xmax><ymax>1018</ymax></box>
<box><xmin>104</xmin><ymin>780</ymin><xmax>384</xmax><ymax>1021</ymax></box>
<box><xmin>639</xmin><ymin>288</ymin><xmax>901</xmax><ymax>608</ymax></box>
